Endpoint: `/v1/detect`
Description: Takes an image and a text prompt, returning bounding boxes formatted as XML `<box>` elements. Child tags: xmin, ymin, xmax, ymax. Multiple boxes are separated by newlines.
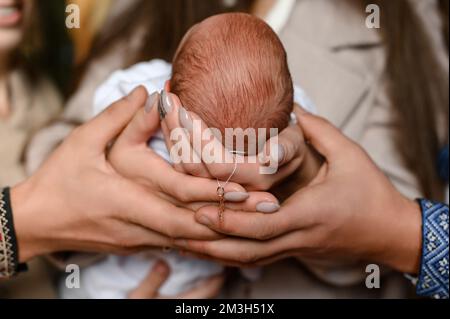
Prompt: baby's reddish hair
<box><xmin>171</xmin><ymin>13</ymin><xmax>293</xmax><ymax>147</ymax></box>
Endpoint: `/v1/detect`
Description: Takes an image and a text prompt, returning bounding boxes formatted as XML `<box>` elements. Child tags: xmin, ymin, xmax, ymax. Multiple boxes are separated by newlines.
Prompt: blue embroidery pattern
<box><xmin>417</xmin><ymin>200</ymin><xmax>449</xmax><ymax>299</ymax></box>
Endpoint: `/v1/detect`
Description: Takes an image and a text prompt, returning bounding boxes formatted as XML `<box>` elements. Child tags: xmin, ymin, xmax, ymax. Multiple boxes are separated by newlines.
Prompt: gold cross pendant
<box><xmin>217</xmin><ymin>187</ymin><xmax>225</xmax><ymax>224</ymax></box>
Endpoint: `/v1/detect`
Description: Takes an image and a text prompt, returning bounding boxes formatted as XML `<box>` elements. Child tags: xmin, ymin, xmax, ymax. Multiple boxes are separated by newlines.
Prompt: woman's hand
<box><xmin>128</xmin><ymin>260</ymin><xmax>224</xmax><ymax>299</ymax></box>
<box><xmin>175</xmin><ymin>111</ymin><xmax>423</xmax><ymax>275</ymax></box>
<box><xmin>159</xmin><ymin>89</ymin><xmax>313</xmax><ymax>192</ymax></box>
<box><xmin>10</xmin><ymin>87</ymin><xmax>225</xmax><ymax>263</ymax></box>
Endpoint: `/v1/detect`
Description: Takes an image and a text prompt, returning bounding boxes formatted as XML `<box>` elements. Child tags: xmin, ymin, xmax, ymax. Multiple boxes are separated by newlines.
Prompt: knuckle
<box><xmin>174</xmin><ymin>187</ymin><xmax>190</xmax><ymax>202</ymax></box>
<box><xmin>257</xmin><ymin>226</ymin><xmax>276</xmax><ymax>241</ymax></box>
<box><xmin>211</xmin><ymin>165</ymin><xmax>231</xmax><ymax>181</ymax></box>
<box><xmin>241</xmin><ymin>251</ymin><xmax>259</xmax><ymax>264</ymax></box>
<box><xmin>219</xmin><ymin>221</ymin><xmax>237</xmax><ymax>235</ymax></box>
<box><xmin>164</xmin><ymin>222</ymin><xmax>181</xmax><ymax>239</ymax></box>
<box><xmin>173</xmin><ymin>164</ymin><xmax>186</xmax><ymax>174</ymax></box>
<box><xmin>256</xmin><ymin>179</ymin><xmax>273</xmax><ymax>191</ymax></box>
<box><xmin>186</xmin><ymin>164</ymin><xmax>206</xmax><ymax>177</ymax></box>
<box><xmin>177</xmin><ymin>193</ymin><xmax>190</xmax><ymax>203</ymax></box>
<box><xmin>191</xmin><ymin>241</ymin><xmax>210</xmax><ymax>255</ymax></box>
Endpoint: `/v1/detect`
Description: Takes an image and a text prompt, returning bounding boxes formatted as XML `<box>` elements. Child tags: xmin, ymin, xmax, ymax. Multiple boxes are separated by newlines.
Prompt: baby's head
<box><xmin>171</xmin><ymin>13</ymin><xmax>293</xmax><ymax>154</ymax></box>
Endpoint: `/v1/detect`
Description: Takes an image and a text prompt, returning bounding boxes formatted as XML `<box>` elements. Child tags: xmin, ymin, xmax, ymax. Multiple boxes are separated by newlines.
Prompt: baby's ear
<box><xmin>165</xmin><ymin>80</ymin><xmax>171</xmax><ymax>92</ymax></box>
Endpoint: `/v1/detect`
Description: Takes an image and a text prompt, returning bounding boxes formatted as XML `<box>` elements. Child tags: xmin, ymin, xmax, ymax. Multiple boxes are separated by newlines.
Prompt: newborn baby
<box><xmin>171</xmin><ymin>13</ymin><xmax>294</xmax><ymax>153</ymax></box>
<box><xmin>60</xmin><ymin>13</ymin><xmax>316</xmax><ymax>299</ymax></box>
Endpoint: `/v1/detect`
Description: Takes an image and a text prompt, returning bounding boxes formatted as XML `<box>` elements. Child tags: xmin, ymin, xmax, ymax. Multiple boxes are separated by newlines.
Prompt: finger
<box><xmin>175</xmin><ymin>237</ymin><xmax>292</xmax><ymax>265</ymax></box>
<box><xmin>176</xmin><ymin>275</ymin><xmax>225</xmax><ymax>299</ymax></box>
<box><xmin>181</xmin><ymin>250</ymin><xmax>291</xmax><ymax>268</ymax></box>
<box><xmin>117</xmin><ymin>91</ymin><xmax>161</xmax><ymax>146</ymax></box>
<box><xmin>162</xmin><ymin>93</ymin><xmax>237</xmax><ymax>179</ymax></box>
<box><xmin>161</xmin><ymin>170</ymin><xmax>248</xmax><ymax>203</ymax></box>
<box><xmin>224</xmin><ymin>192</ymin><xmax>280</xmax><ymax>213</ymax></box>
<box><xmin>160</xmin><ymin>93</ymin><xmax>211</xmax><ymax>177</ymax></box>
<box><xmin>193</xmin><ymin>205</ymin><xmax>296</xmax><ymax>240</ymax></box>
<box><xmin>128</xmin><ymin>260</ymin><xmax>170</xmax><ymax>299</ymax></box>
<box><xmin>82</xmin><ymin>86</ymin><xmax>148</xmax><ymax>152</ymax></box>
<box><xmin>120</xmin><ymin>181</ymin><xmax>222</xmax><ymax>240</ymax></box>
<box><xmin>263</xmin><ymin>123</ymin><xmax>304</xmax><ymax>167</ymax></box>
<box><xmin>118</xmin><ymin>223</ymin><xmax>175</xmax><ymax>250</ymax></box>
<box><xmin>114</xmin><ymin>144</ymin><xmax>248</xmax><ymax>203</ymax></box>
<box><xmin>296</xmin><ymin>111</ymin><xmax>352</xmax><ymax>160</ymax></box>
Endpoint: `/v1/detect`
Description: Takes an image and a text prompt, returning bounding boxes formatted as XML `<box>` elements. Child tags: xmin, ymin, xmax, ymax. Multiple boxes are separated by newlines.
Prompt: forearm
<box><xmin>374</xmin><ymin>198</ymin><xmax>423</xmax><ymax>275</ymax></box>
<box><xmin>372</xmin><ymin>198</ymin><xmax>449</xmax><ymax>299</ymax></box>
<box><xmin>1</xmin><ymin>184</ymin><xmax>42</xmax><ymax>279</ymax></box>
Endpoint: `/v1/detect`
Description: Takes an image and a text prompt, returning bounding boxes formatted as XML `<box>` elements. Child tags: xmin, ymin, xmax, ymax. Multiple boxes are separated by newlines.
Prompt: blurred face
<box><xmin>0</xmin><ymin>0</ymin><xmax>32</xmax><ymax>53</ymax></box>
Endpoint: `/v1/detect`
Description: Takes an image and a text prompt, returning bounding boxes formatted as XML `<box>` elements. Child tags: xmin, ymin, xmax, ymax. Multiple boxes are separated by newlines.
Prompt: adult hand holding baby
<box><xmin>106</xmin><ymin>87</ymin><xmax>258</xmax><ymax>209</ymax></box>
<box><xmin>11</xmin><ymin>87</ymin><xmax>235</xmax><ymax>263</ymax></box>
<box><xmin>158</xmin><ymin>88</ymin><xmax>286</xmax><ymax>213</ymax></box>
<box><xmin>161</xmin><ymin>94</ymin><xmax>309</xmax><ymax>193</ymax></box>
<box><xmin>175</xmin><ymin>111</ymin><xmax>423</xmax><ymax>276</ymax></box>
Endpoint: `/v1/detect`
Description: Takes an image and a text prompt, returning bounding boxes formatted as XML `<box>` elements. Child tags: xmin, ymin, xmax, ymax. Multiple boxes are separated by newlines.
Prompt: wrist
<box><xmin>10</xmin><ymin>179</ymin><xmax>52</xmax><ymax>263</ymax></box>
<box><xmin>375</xmin><ymin>197</ymin><xmax>422</xmax><ymax>275</ymax></box>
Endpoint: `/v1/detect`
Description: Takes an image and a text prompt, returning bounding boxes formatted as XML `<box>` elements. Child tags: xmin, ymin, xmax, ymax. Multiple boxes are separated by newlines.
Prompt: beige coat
<box><xmin>0</xmin><ymin>69</ymin><xmax>62</xmax><ymax>298</ymax></box>
<box><xmin>25</xmin><ymin>0</ymin><xmax>448</xmax><ymax>298</ymax></box>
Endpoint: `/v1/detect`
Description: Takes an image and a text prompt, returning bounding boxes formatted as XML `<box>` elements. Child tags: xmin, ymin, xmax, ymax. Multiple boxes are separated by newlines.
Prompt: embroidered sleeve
<box><xmin>416</xmin><ymin>199</ymin><xmax>449</xmax><ymax>299</ymax></box>
<box><xmin>0</xmin><ymin>188</ymin><xmax>17</xmax><ymax>278</ymax></box>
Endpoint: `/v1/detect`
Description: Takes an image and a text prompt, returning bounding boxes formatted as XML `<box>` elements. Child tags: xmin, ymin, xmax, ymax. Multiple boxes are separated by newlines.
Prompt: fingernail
<box><xmin>271</xmin><ymin>144</ymin><xmax>285</xmax><ymax>164</ymax></box>
<box><xmin>161</xmin><ymin>90</ymin><xmax>173</xmax><ymax>113</ymax></box>
<box><xmin>224</xmin><ymin>192</ymin><xmax>249</xmax><ymax>202</ymax></box>
<box><xmin>179</xmin><ymin>107</ymin><xmax>193</xmax><ymax>131</ymax></box>
<box><xmin>145</xmin><ymin>92</ymin><xmax>159</xmax><ymax>113</ymax></box>
<box><xmin>289</xmin><ymin>112</ymin><xmax>298</xmax><ymax>125</ymax></box>
<box><xmin>198</xmin><ymin>215</ymin><xmax>213</xmax><ymax>226</ymax></box>
<box><xmin>256</xmin><ymin>202</ymin><xmax>280</xmax><ymax>214</ymax></box>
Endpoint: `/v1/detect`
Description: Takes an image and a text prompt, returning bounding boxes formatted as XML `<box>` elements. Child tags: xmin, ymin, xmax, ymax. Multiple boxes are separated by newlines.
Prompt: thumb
<box><xmin>117</xmin><ymin>91</ymin><xmax>161</xmax><ymax>146</ymax></box>
<box><xmin>82</xmin><ymin>86</ymin><xmax>148</xmax><ymax>153</ymax></box>
<box><xmin>296</xmin><ymin>109</ymin><xmax>353</xmax><ymax>160</ymax></box>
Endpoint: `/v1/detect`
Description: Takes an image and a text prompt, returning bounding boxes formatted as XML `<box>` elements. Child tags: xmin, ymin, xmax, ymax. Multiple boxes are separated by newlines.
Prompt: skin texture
<box><xmin>171</xmin><ymin>110</ymin><xmax>423</xmax><ymax>275</ymax></box>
